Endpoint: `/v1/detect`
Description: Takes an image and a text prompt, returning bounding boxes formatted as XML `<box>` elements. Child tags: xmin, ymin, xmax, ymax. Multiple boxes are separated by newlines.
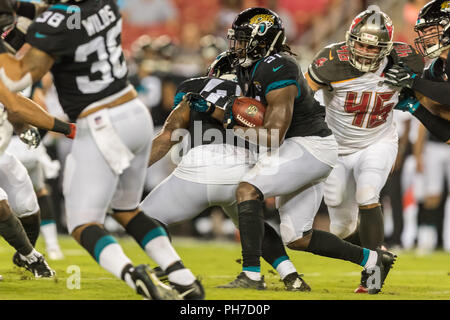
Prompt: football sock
<box><xmin>238</xmin><ymin>200</ymin><xmax>265</xmax><ymax>277</ymax></box>
<box><xmin>261</xmin><ymin>222</ymin><xmax>297</xmax><ymax>280</ymax></box>
<box><xmin>125</xmin><ymin>212</ymin><xmax>182</xmax><ymax>271</ymax></box>
<box><xmin>343</xmin><ymin>228</ymin><xmax>361</xmax><ymax>246</ymax></box>
<box><xmin>80</xmin><ymin>225</ymin><xmax>132</xmax><ymax>280</ymax></box>
<box><xmin>166</xmin><ymin>261</ymin><xmax>196</xmax><ymax>286</ymax></box>
<box><xmin>359</xmin><ymin>205</ymin><xmax>384</xmax><ymax>250</ymax></box>
<box><xmin>19</xmin><ymin>212</ymin><xmax>41</xmax><ymax>247</ymax></box>
<box><xmin>40</xmin><ymin>221</ymin><xmax>60</xmax><ymax>251</ymax></box>
<box><xmin>38</xmin><ymin>195</ymin><xmax>60</xmax><ymax>250</ymax></box>
<box><xmin>305</xmin><ymin>230</ymin><xmax>370</xmax><ymax>266</ymax></box>
<box><xmin>0</xmin><ymin>213</ymin><xmax>33</xmax><ymax>256</ymax></box>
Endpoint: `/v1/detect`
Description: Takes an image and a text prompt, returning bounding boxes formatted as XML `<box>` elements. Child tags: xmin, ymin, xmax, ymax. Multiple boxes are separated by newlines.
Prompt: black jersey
<box><xmin>423</xmin><ymin>53</ymin><xmax>449</xmax><ymax>143</ymax></box>
<box><xmin>236</xmin><ymin>53</ymin><xmax>332</xmax><ymax>139</ymax></box>
<box><xmin>175</xmin><ymin>77</ymin><xmax>253</xmax><ymax>151</ymax></box>
<box><xmin>26</xmin><ymin>0</ymin><xmax>129</xmax><ymax>121</ymax></box>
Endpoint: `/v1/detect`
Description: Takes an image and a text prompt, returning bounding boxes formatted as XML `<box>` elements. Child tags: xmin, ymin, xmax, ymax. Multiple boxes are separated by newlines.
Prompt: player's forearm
<box><xmin>412</xmin><ymin>78</ymin><xmax>450</xmax><ymax>106</ymax></box>
<box><xmin>148</xmin><ymin>131</ymin><xmax>176</xmax><ymax>167</ymax></box>
<box><xmin>413</xmin><ymin>105</ymin><xmax>450</xmax><ymax>143</ymax></box>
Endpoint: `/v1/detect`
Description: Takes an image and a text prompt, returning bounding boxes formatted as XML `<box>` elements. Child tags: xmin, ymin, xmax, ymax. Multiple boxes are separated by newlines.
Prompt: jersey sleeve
<box><xmin>255</xmin><ymin>55</ymin><xmax>301</xmax><ymax>99</ymax></box>
<box><xmin>307</xmin><ymin>46</ymin><xmax>335</xmax><ymax>86</ymax></box>
<box><xmin>25</xmin><ymin>8</ymin><xmax>77</xmax><ymax>57</ymax></box>
<box><xmin>392</xmin><ymin>43</ymin><xmax>425</xmax><ymax>75</ymax></box>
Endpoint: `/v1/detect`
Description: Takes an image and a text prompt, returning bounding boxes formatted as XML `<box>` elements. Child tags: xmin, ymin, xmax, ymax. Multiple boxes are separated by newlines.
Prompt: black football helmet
<box><xmin>227</xmin><ymin>7</ymin><xmax>285</xmax><ymax>67</ymax></box>
<box><xmin>206</xmin><ymin>51</ymin><xmax>237</xmax><ymax>80</ymax></box>
<box><xmin>414</xmin><ymin>0</ymin><xmax>450</xmax><ymax>58</ymax></box>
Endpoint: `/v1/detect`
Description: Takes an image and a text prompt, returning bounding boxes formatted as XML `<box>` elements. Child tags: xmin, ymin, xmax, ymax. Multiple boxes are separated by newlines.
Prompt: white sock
<box><xmin>363</xmin><ymin>250</ymin><xmax>378</xmax><ymax>269</ymax></box>
<box><xmin>276</xmin><ymin>260</ymin><xmax>297</xmax><ymax>280</ymax></box>
<box><xmin>21</xmin><ymin>249</ymin><xmax>42</xmax><ymax>264</ymax></box>
<box><xmin>143</xmin><ymin>236</ymin><xmax>181</xmax><ymax>271</ymax></box>
<box><xmin>123</xmin><ymin>272</ymin><xmax>136</xmax><ymax>290</ymax></box>
<box><xmin>168</xmin><ymin>268</ymin><xmax>196</xmax><ymax>286</ymax></box>
<box><xmin>244</xmin><ymin>271</ymin><xmax>261</xmax><ymax>281</ymax></box>
<box><xmin>98</xmin><ymin>243</ymin><xmax>133</xmax><ymax>282</ymax></box>
<box><xmin>40</xmin><ymin>222</ymin><xmax>60</xmax><ymax>250</ymax></box>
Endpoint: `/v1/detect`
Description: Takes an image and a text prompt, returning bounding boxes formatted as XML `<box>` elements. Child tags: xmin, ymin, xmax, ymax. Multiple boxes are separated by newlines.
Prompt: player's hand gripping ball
<box><xmin>232</xmin><ymin>97</ymin><xmax>265</xmax><ymax>128</ymax></box>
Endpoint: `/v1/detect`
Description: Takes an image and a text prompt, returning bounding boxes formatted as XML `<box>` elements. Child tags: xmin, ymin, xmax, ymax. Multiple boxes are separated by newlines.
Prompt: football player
<box><xmin>305</xmin><ymin>9</ymin><xmax>424</xmax><ymax>293</ymax></box>
<box><xmin>0</xmin><ymin>0</ymin><xmax>199</xmax><ymax>300</ymax></box>
<box><xmin>0</xmin><ymin>47</ymin><xmax>76</xmax><ymax>278</ymax></box>
<box><xmin>140</xmin><ymin>53</ymin><xmax>310</xmax><ymax>292</ymax></box>
<box><xmin>204</xmin><ymin>7</ymin><xmax>395</xmax><ymax>294</ymax></box>
<box><xmin>6</xmin><ymin>82</ymin><xmax>64</xmax><ymax>261</ymax></box>
<box><xmin>383</xmin><ymin>0</ymin><xmax>450</xmax><ymax>144</ymax></box>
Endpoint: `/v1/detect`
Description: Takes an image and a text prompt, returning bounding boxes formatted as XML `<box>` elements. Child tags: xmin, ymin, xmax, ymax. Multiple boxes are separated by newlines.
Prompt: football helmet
<box><xmin>346</xmin><ymin>9</ymin><xmax>394</xmax><ymax>72</ymax></box>
<box><xmin>227</xmin><ymin>7</ymin><xmax>285</xmax><ymax>68</ymax></box>
<box><xmin>414</xmin><ymin>0</ymin><xmax>450</xmax><ymax>59</ymax></box>
<box><xmin>206</xmin><ymin>51</ymin><xmax>237</xmax><ymax>81</ymax></box>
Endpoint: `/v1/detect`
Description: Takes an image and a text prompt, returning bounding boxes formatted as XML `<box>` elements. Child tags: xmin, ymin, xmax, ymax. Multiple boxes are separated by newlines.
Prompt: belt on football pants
<box><xmin>77</xmin><ymin>88</ymin><xmax>138</xmax><ymax>119</ymax></box>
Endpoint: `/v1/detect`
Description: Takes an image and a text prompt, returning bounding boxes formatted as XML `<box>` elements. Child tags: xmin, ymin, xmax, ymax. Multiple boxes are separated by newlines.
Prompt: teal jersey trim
<box><xmin>94</xmin><ymin>235</ymin><xmax>117</xmax><ymax>262</ymax></box>
<box><xmin>251</xmin><ymin>59</ymin><xmax>263</xmax><ymax>79</ymax></box>
<box><xmin>140</xmin><ymin>227</ymin><xmax>168</xmax><ymax>248</ymax></box>
<box><xmin>50</xmin><ymin>4</ymin><xmax>81</xmax><ymax>12</ymax></box>
<box><xmin>265</xmin><ymin>80</ymin><xmax>301</xmax><ymax>98</ymax></box>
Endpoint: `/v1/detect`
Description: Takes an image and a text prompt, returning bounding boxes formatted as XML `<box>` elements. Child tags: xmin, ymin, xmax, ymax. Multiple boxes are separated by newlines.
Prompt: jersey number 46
<box><xmin>344</xmin><ymin>91</ymin><xmax>396</xmax><ymax>128</ymax></box>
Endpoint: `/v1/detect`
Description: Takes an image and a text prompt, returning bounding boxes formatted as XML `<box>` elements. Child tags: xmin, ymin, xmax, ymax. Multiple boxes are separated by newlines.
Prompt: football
<box><xmin>232</xmin><ymin>97</ymin><xmax>266</xmax><ymax>128</ymax></box>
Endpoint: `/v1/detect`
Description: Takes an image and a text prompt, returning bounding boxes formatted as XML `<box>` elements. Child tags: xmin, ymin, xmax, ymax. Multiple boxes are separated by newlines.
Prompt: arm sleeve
<box><xmin>412</xmin><ymin>78</ymin><xmax>450</xmax><ymax>105</ymax></box>
<box><xmin>414</xmin><ymin>105</ymin><xmax>450</xmax><ymax>142</ymax></box>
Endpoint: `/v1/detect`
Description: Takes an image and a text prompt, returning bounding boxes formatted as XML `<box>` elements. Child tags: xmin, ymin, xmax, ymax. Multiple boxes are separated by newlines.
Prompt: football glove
<box><xmin>395</xmin><ymin>97</ymin><xmax>420</xmax><ymax>114</ymax></box>
<box><xmin>223</xmin><ymin>96</ymin><xmax>238</xmax><ymax>129</ymax></box>
<box><xmin>384</xmin><ymin>64</ymin><xmax>418</xmax><ymax>89</ymax></box>
<box><xmin>184</xmin><ymin>92</ymin><xmax>216</xmax><ymax>114</ymax></box>
<box><xmin>19</xmin><ymin>126</ymin><xmax>40</xmax><ymax>149</ymax></box>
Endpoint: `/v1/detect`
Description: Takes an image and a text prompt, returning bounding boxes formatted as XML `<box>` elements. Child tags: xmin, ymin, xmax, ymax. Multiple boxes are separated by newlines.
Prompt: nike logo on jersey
<box><xmin>329</xmin><ymin>50</ymin><xmax>334</xmax><ymax>60</ymax></box>
<box><xmin>35</xmin><ymin>32</ymin><xmax>47</xmax><ymax>39</ymax></box>
<box><xmin>273</xmin><ymin>65</ymin><xmax>284</xmax><ymax>72</ymax></box>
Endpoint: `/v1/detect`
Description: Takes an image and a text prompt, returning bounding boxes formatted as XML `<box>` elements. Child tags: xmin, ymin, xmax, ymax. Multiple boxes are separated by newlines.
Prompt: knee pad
<box><xmin>324</xmin><ymin>175</ymin><xmax>344</xmax><ymax>207</ymax></box>
<box><xmin>329</xmin><ymin>222</ymin><xmax>356</xmax><ymax>239</ymax></box>
<box><xmin>356</xmin><ymin>185</ymin><xmax>379</xmax><ymax>206</ymax></box>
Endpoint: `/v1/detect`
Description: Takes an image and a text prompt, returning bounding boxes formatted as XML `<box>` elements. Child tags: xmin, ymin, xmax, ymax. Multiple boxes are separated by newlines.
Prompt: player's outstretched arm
<box><xmin>0</xmin><ymin>78</ymin><xmax>75</xmax><ymax>138</ymax></box>
<box><xmin>149</xmin><ymin>101</ymin><xmax>190</xmax><ymax>167</ymax></box>
<box><xmin>0</xmin><ymin>41</ymin><xmax>54</xmax><ymax>92</ymax></box>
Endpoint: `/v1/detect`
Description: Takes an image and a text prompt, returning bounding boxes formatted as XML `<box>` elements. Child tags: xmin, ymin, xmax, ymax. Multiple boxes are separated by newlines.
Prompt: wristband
<box><xmin>51</xmin><ymin>118</ymin><xmax>71</xmax><ymax>135</ymax></box>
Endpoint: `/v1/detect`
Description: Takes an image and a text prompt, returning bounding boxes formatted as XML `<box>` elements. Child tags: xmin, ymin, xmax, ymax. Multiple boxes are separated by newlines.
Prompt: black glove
<box><xmin>384</xmin><ymin>64</ymin><xmax>418</xmax><ymax>89</ymax></box>
<box><xmin>19</xmin><ymin>126</ymin><xmax>41</xmax><ymax>149</ymax></box>
<box><xmin>222</xmin><ymin>96</ymin><xmax>238</xmax><ymax>129</ymax></box>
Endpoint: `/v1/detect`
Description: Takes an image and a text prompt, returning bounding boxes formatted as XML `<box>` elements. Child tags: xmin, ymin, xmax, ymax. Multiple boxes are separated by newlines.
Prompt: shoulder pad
<box><xmin>391</xmin><ymin>42</ymin><xmax>425</xmax><ymax>75</ymax></box>
<box><xmin>308</xmin><ymin>42</ymin><xmax>363</xmax><ymax>85</ymax></box>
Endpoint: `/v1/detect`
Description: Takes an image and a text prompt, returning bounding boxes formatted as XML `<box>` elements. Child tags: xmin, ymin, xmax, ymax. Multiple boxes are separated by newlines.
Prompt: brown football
<box><xmin>232</xmin><ymin>97</ymin><xmax>265</xmax><ymax>128</ymax></box>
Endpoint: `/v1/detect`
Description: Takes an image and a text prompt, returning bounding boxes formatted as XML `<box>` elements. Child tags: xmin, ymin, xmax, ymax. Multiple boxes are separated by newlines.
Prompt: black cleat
<box><xmin>13</xmin><ymin>251</ymin><xmax>55</xmax><ymax>278</ymax></box>
<box><xmin>170</xmin><ymin>279</ymin><xmax>205</xmax><ymax>300</ymax></box>
<box><xmin>354</xmin><ymin>270</ymin><xmax>369</xmax><ymax>293</ymax></box>
<box><xmin>283</xmin><ymin>272</ymin><xmax>311</xmax><ymax>292</ymax></box>
<box><xmin>367</xmin><ymin>248</ymin><xmax>397</xmax><ymax>295</ymax></box>
<box><xmin>130</xmin><ymin>265</ymin><xmax>182</xmax><ymax>300</ymax></box>
<box><xmin>217</xmin><ymin>272</ymin><xmax>266</xmax><ymax>290</ymax></box>
<box><xmin>152</xmin><ymin>266</ymin><xmax>168</xmax><ymax>283</ymax></box>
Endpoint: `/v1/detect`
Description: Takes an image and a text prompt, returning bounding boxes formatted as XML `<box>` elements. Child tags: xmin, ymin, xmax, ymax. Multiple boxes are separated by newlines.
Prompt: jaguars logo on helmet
<box><xmin>414</xmin><ymin>0</ymin><xmax>450</xmax><ymax>58</ymax></box>
<box><xmin>227</xmin><ymin>7</ymin><xmax>285</xmax><ymax>68</ymax></box>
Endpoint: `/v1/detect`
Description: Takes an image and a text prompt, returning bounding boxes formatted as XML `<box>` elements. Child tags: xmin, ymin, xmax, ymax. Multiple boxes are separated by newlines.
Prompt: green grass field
<box><xmin>0</xmin><ymin>235</ymin><xmax>449</xmax><ymax>300</ymax></box>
